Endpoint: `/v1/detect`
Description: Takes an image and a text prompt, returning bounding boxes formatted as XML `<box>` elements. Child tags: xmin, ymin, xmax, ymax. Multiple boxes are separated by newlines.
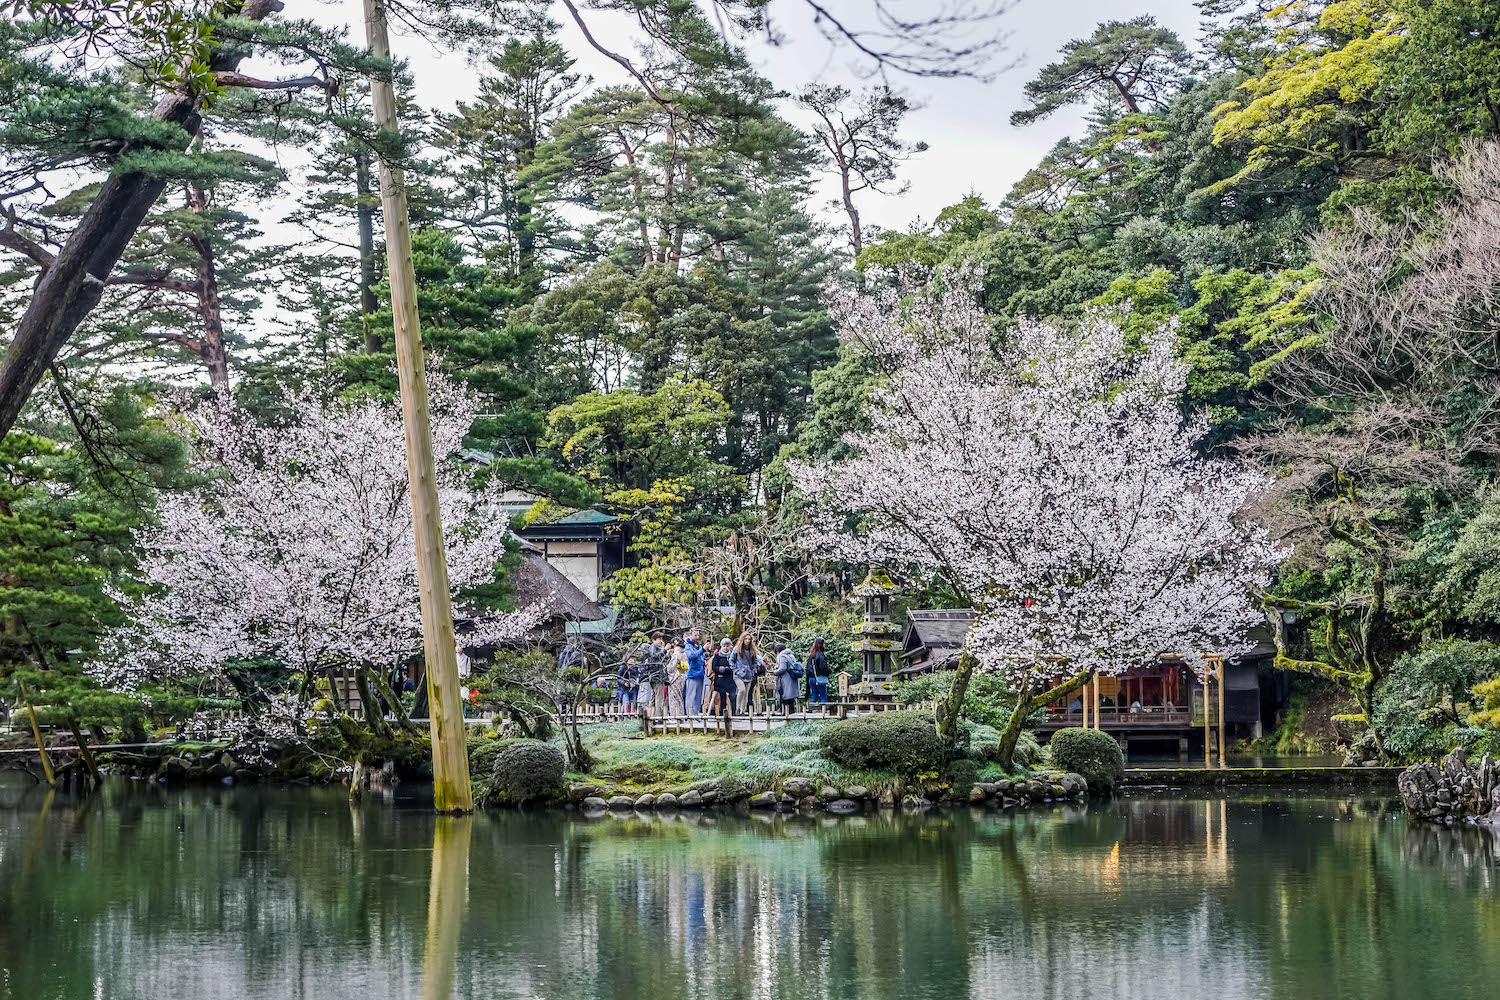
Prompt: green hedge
<box><xmin>1048</xmin><ymin>728</ymin><xmax>1124</xmax><ymax>791</ymax></box>
<box><xmin>818</xmin><ymin>711</ymin><xmax>951</xmax><ymax>776</ymax></box>
<box><xmin>473</xmin><ymin>738</ymin><xmax>565</xmax><ymax>805</ymax></box>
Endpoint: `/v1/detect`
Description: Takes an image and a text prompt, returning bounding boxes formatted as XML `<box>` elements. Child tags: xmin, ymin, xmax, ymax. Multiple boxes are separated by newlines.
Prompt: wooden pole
<box><xmin>19</xmin><ymin>683</ymin><xmax>55</xmax><ymax>787</ymax></box>
<box><xmin>1093</xmin><ymin>677</ymin><xmax>1101</xmax><ymax>731</ymax></box>
<box><xmin>1082</xmin><ymin>677</ymin><xmax>1090</xmax><ymax>729</ymax></box>
<box><xmin>362</xmin><ymin>0</ymin><xmax>472</xmax><ymax>813</ymax></box>
<box><xmin>66</xmin><ymin>717</ymin><xmax>103</xmax><ymax>785</ymax></box>
<box><xmin>1203</xmin><ymin>673</ymin><xmax>1211</xmax><ymax>767</ymax></box>
<box><xmin>1217</xmin><ymin>660</ymin><xmax>1227</xmax><ymax>767</ymax></box>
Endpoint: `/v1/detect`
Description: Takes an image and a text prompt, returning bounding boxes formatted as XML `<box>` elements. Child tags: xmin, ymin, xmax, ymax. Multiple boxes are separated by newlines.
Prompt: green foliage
<box><xmin>942</xmin><ymin>758</ymin><xmax>981</xmax><ymax>790</ymax></box>
<box><xmin>475</xmin><ymin>738</ymin><xmax>566</xmax><ymax>805</ymax></box>
<box><xmin>1373</xmin><ymin>639</ymin><xmax>1500</xmax><ymax>759</ymax></box>
<box><xmin>1011</xmin><ymin>16</ymin><xmax>1189</xmax><ymax>127</ymax></box>
<box><xmin>897</xmin><ymin>669</ymin><xmax>1016</xmax><ymax>728</ymax></box>
<box><xmin>340</xmin><ymin>227</ymin><xmax>541</xmax><ymax>453</ymax></box>
<box><xmin>817</xmin><ymin>711</ymin><xmax>951</xmax><ymax>777</ymax></box>
<box><xmin>1047</xmin><ymin>728</ymin><xmax>1125</xmax><ymax>791</ymax></box>
<box><xmin>0</xmin><ymin>381</ymin><xmax>204</xmax><ymax>734</ymax></box>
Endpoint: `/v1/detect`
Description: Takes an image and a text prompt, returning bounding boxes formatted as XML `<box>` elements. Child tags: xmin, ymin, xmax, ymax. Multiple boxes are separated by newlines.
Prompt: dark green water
<box><xmin>1</xmin><ymin>780</ymin><xmax>1497</xmax><ymax>1000</ymax></box>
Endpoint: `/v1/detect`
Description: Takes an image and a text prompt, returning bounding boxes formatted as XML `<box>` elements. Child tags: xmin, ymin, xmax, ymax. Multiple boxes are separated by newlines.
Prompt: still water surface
<box><xmin>1</xmin><ymin>780</ymin><xmax>1496</xmax><ymax>1000</ymax></box>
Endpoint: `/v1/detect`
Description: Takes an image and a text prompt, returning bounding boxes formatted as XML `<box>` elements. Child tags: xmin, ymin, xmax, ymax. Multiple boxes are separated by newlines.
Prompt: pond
<box><xmin>1</xmin><ymin>779</ymin><xmax>1497</xmax><ymax>1000</ymax></box>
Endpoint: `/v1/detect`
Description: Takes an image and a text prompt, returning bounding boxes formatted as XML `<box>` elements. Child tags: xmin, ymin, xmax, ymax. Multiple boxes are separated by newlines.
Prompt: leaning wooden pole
<box><xmin>362</xmin><ymin>0</ymin><xmax>472</xmax><ymax>813</ymax></box>
<box><xmin>19</xmin><ymin>683</ymin><xmax>55</xmax><ymax>788</ymax></box>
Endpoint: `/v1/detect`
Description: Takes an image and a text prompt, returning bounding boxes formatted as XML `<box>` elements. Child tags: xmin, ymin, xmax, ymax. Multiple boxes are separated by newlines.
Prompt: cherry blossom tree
<box><xmin>791</xmin><ymin>267</ymin><xmax>1284</xmax><ymax>768</ymax></box>
<box><xmin>99</xmin><ymin>371</ymin><xmax>539</xmax><ymax>733</ymax></box>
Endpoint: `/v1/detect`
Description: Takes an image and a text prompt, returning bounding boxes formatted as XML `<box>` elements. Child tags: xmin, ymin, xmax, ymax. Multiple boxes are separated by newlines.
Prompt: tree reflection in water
<box><xmin>0</xmin><ymin>779</ymin><xmax>1497</xmax><ymax>999</ymax></box>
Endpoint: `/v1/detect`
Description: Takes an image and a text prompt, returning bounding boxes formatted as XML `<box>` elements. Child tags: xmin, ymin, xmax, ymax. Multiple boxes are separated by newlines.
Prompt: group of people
<box><xmin>614</xmin><ymin>630</ymin><xmax>834</xmax><ymax>731</ymax></box>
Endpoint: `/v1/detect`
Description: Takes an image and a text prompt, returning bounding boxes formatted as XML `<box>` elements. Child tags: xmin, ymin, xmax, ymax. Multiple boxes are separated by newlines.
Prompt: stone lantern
<box><xmin>852</xmin><ymin>568</ymin><xmax>900</xmax><ymax>683</ymax></box>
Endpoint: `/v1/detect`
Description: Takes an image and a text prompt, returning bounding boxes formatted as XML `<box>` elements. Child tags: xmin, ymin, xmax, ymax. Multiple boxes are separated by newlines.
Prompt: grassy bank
<box><xmin>553</xmin><ymin>722</ymin><xmax>1034</xmax><ymax>798</ymax></box>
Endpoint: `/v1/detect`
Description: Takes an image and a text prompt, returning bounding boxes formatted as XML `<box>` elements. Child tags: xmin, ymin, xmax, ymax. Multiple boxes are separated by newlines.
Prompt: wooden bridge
<box><xmin>558</xmin><ymin>701</ymin><xmax>926</xmax><ymax>736</ymax></box>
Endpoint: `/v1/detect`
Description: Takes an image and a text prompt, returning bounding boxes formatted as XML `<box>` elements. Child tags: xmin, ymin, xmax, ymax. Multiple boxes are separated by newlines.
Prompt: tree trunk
<box><xmin>996</xmin><ymin>670</ymin><xmax>1093</xmax><ymax>772</ymax></box>
<box><xmin>186</xmin><ymin>191</ymin><xmax>231</xmax><ymax>392</ymax></box>
<box><xmin>935</xmin><ymin>649</ymin><xmax>976</xmax><ymax>744</ymax></box>
<box><xmin>0</xmin><ymin>0</ymin><xmax>285</xmax><ymax>439</ymax></box>
<box><xmin>355</xmin><ymin>150</ymin><xmax>382</xmax><ymax>353</ymax></box>
<box><xmin>840</xmin><ymin>168</ymin><xmax>864</xmax><ymax>256</ymax></box>
<box><xmin>355</xmin><ymin>665</ymin><xmax>394</xmax><ymax>739</ymax></box>
<box><xmin>372</xmin><ymin>670</ymin><xmax>419</xmax><ymax>734</ymax></box>
<box><xmin>19</xmin><ymin>683</ymin><xmax>55</xmax><ymax>788</ymax></box>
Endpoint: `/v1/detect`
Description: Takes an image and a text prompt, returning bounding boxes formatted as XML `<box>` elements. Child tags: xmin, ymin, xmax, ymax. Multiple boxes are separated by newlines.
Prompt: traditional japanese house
<box><xmin>899</xmin><ymin>609</ymin><xmax>975</xmax><ymax>678</ymax></box>
<box><xmin>898</xmin><ymin>606</ymin><xmax>1282</xmax><ymax>752</ymax></box>
<box><xmin>495</xmin><ymin>490</ymin><xmax>626</xmax><ymax>603</ymax></box>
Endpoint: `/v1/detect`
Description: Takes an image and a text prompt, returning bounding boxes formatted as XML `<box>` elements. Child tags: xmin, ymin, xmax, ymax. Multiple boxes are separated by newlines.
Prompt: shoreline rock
<box><xmin>1399</xmin><ymin>749</ymin><xmax>1500</xmax><ymax>825</ymax></box>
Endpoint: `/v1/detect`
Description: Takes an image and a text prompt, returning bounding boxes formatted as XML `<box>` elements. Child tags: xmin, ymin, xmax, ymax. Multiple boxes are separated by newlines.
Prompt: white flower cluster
<box><xmin>99</xmin><ymin>369</ymin><xmax>539</xmax><ymax>688</ymax></box>
<box><xmin>793</xmin><ymin>265</ymin><xmax>1285</xmax><ymax>688</ymax></box>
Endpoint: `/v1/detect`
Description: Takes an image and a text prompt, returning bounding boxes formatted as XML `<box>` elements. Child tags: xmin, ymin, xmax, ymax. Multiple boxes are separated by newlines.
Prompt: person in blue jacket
<box><xmin>683</xmin><ymin>629</ymin><xmax>707</xmax><ymax>716</ymax></box>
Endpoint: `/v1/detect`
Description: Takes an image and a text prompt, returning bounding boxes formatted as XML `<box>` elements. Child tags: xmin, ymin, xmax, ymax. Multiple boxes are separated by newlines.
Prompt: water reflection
<box><xmin>0</xmin><ymin>780</ymin><xmax>1496</xmax><ymax>1000</ymax></box>
<box><xmin>423</xmin><ymin>815</ymin><xmax>472</xmax><ymax>1000</ymax></box>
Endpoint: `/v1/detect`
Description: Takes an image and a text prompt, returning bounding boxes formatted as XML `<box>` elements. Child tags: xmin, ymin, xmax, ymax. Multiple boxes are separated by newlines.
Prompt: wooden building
<box><xmin>899</xmin><ymin>606</ymin><xmax>1282</xmax><ymax>749</ymax></box>
<box><xmin>496</xmin><ymin>491</ymin><xmax>626</xmax><ymax>603</ymax></box>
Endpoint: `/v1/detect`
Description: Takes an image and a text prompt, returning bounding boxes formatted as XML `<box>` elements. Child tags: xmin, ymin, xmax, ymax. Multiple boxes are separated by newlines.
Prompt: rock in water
<box><xmin>656</xmin><ymin>792</ymin><xmax>679</xmax><ymax>809</ymax></box>
<box><xmin>748</xmin><ymin>791</ymin><xmax>779</xmax><ymax>810</ymax></box>
<box><xmin>781</xmin><ymin>777</ymin><xmax>815</xmax><ymax>798</ymax></box>
<box><xmin>634</xmin><ymin>793</ymin><xmax>656</xmax><ymax>810</ymax></box>
<box><xmin>568</xmin><ymin>784</ymin><xmax>604</xmax><ymax>803</ymax></box>
<box><xmin>582</xmin><ymin>797</ymin><xmax>609</xmax><ymax>811</ymax></box>
<box><xmin>679</xmin><ymin>790</ymin><xmax>703</xmax><ymax>808</ymax></box>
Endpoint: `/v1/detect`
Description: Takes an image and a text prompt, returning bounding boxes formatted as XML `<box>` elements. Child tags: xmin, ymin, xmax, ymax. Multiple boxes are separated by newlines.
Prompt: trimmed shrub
<box><xmin>818</xmin><ymin>711</ymin><xmax>947</xmax><ymax>776</ymax></box>
<box><xmin>479</xmin><ymin>739</ymin><xmax>565</xmax><ymax>805</ymax></box>
<box><xmin>1048</xmin><ymin>728</ymin><xmax>1124</xmax><ymax>791</ymax></box>
<box><xmin>944</xmin><ymin>758</ymin><xmax>981</xmax><ymax>790</ymax></box>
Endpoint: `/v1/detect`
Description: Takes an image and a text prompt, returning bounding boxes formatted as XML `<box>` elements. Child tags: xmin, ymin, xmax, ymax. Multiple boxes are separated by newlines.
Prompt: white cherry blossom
<box><xmin>99</xmin><ymin>370</ymin><xmax>538</xmax><ymax>690</ymax></box>
<box><xmin>792</xmin><ymin>265</ymin><xmax>1284</xmax><ymax>697</ymax></box>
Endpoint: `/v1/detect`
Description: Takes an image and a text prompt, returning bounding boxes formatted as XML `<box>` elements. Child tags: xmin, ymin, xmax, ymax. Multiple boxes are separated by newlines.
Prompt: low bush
<box><xmin>818</xmin><ymin>711</ymin><xmax>947</xmax><ymax>777</ymax></box>
<box><xmin>943</xmin><ymin>758</ymin><xmax>981</xmax><ymax>790</ymax></box>
<box><xmin>479</xmin><ymin>739</ymin><xmax>565</xmax><ymax>805</ymax></box>
<box><xmin>955</xmin><ymin>721</ymin><xmax>1042</xmax><ymax>767</ymax></box>
<box><xmin>1047</xmin><ymin>728</ymin><xmax>1124</xmax><ymax>791</ymax></box>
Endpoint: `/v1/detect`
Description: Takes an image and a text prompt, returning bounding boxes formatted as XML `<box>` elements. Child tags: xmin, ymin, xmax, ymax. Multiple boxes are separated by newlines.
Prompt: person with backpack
<box><xmin>806</xmin><ymin>637</ymin><xmax>831</xmax><ymax>705</ymax></box>
<box><xmin>773</xmin><ymin>642</ymin><xmax>802</xmax><ymax>716</ymax></box>
<box><xmin>616</xmin><ymin>656</ymin><xmax>640</xmax><ymax>714</ymax></box>
<box><xmin>730</xmin><ymin>634</ymin><xmax>760</xmax><ymax>714</ymax></box>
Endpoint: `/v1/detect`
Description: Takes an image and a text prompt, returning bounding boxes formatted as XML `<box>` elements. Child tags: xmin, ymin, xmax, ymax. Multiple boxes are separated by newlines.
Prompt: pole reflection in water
<box><xmin>423</xmin><ymin>814</ymin><xmax>473</xmax><ymax>1000</ymax></box>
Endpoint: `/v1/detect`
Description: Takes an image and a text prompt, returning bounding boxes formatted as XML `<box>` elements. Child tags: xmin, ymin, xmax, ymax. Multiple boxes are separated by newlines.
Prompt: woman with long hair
<box><xmin>806</xmin><ymin>637</ymin><xmax>831</xmax><ymax>705</ymax></box>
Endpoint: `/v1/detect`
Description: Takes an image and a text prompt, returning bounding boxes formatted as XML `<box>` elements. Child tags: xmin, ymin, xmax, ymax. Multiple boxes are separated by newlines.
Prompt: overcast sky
<box><xmin>307</xmin><ymin>0</ymin><xmax>1206</xmax><ymax>237</ymax></box>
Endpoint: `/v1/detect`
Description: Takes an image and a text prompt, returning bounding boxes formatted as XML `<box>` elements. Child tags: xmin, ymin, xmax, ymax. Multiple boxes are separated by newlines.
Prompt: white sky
<box><xmin>305</xmin><ymin>0</ymin><xmax>1206</xmax><ymax>237</ymax></box>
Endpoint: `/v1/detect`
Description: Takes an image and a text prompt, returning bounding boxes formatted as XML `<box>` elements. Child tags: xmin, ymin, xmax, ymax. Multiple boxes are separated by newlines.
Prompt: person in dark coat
<box><xmin>805</xmin><ymin>637</ymin><xmax>831</xmax><ymax>704</ymax></box>
<box><xmin>711</xmin><ymin>638</ymin><xmax>738</xmax><ymax>736</ymax></box>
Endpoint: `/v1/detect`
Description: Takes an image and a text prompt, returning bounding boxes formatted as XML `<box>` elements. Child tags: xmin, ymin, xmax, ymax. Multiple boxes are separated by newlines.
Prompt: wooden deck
<box><xmin>559</xmin><ymin>701</ymin><xmax>919</xmax><ymax>735</ymax></box>
<box><xmin>1038</xmin><ymin>708</ymin><xmax>1198</xmax><ymax>734</ymax></box>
